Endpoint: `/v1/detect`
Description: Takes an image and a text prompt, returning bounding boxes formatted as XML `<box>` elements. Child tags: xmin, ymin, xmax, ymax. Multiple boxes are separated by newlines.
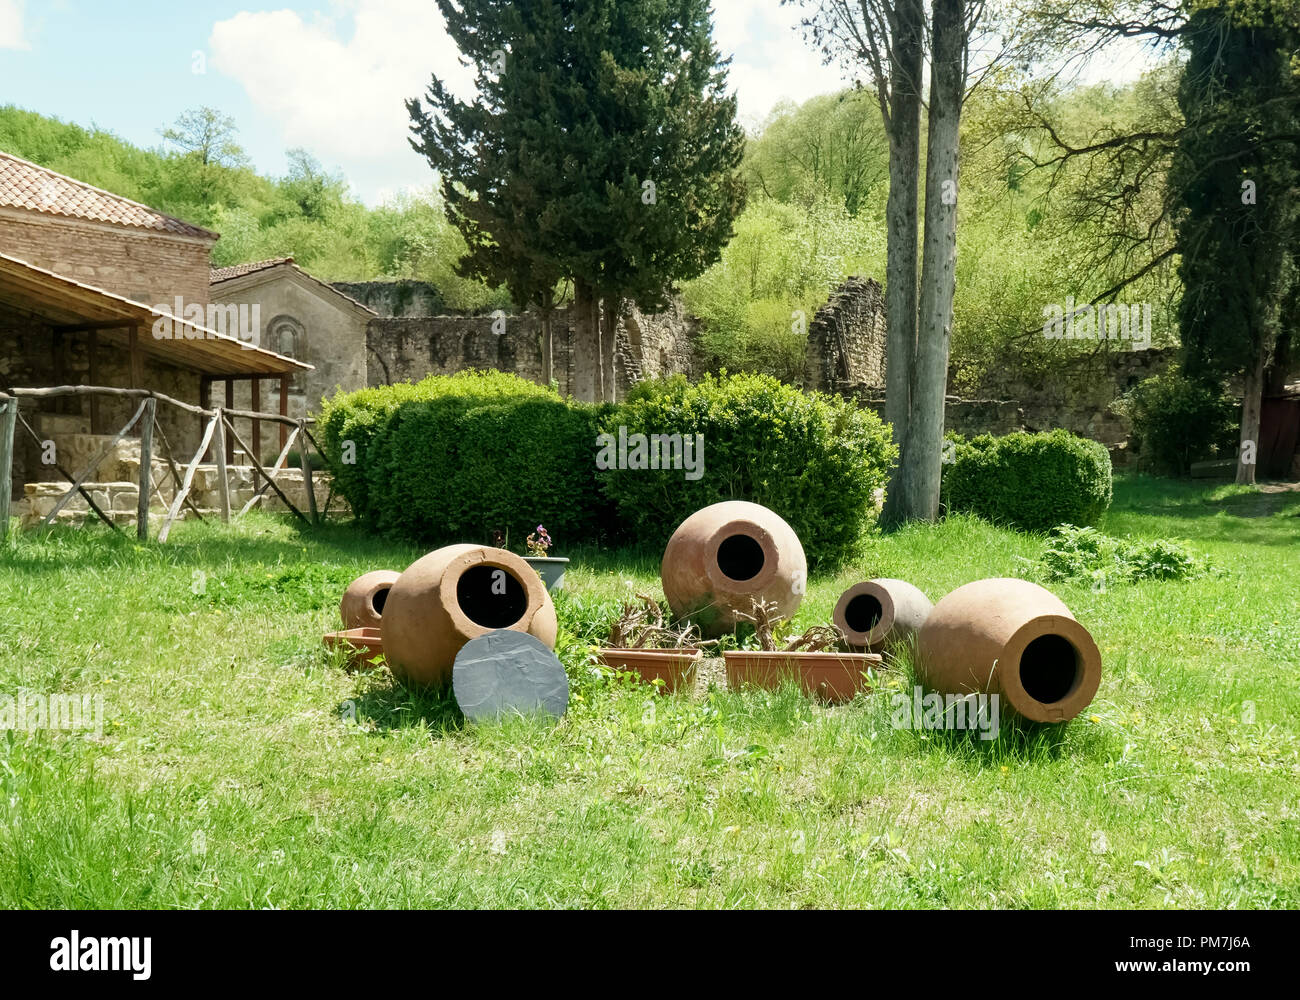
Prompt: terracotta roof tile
<box><xmin>209</xmin><ymin>257</ymin><xmax>295</xmax><ymax>283</ymax></box>
<box><xmin>0</xmin><ymin>150</ymin><xmax>218</xmax><ymax>240</ymax></box>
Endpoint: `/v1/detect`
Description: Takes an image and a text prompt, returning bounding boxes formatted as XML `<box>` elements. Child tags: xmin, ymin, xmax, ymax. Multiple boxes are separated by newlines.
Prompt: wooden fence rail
<box><xmin>1</xmin><ymin>386</ymin><xmax>329</xmax><ymax>541</ymax></box>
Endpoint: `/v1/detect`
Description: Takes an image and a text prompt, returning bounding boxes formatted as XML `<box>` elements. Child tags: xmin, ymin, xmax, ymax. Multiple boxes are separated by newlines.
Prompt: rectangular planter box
<box><xmin>323</xmin><ymin>626</ymin><xmax>385</xmax><ymax>671</ymax></box>
<box><xmin>722</xmin><ymin>650</ymin><xmax>881</xmax><ymax>704</ymax></box>
<box><xmin>596</xmin><ymin>647</ymin><xmax>702</xmax><ymax>693</ymax></box>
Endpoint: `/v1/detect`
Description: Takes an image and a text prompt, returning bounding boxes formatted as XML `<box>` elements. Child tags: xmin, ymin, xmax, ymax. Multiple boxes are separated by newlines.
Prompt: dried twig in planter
<box><xmin>608</xmin><ymin>594</ymin><xmax>715</xmax><ymax>650</ymax></box>
<box><xmin>734</xmin><ymin>597</ymin><xmax>847</xmax><ymax>652</ymax></box>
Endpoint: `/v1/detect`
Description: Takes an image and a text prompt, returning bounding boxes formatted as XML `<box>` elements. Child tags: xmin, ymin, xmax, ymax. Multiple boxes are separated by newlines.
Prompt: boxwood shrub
<box><xmin>1116</xmin><ymin>368</ymin><xmax>1238</xmax><ymax>476</ymax></box>
<box><xmin>943</xmin><ymin>429</ymin><xmax>1113</xmax><ymax>532</ymax></box>
<box><xmin>319</xmin><ymin>371</ymin><xmax>615</xmax><ymax>548</ymax></box>
<box><xmin>597</xmin><ymin>372</ymin><xmax>897</xmax><ymax>567</ymax></box>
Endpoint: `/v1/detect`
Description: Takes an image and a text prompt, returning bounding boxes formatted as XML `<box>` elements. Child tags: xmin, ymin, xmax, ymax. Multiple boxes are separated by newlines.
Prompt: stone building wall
<box><xmin>0</xmin><ymin>209</ymin><xmax>214</xmax><ymax>307</ymax></box>
<box><xmin>210</xmin><ymin>268</ymin><xmax>370</xmax><ymax>462</ymax></box>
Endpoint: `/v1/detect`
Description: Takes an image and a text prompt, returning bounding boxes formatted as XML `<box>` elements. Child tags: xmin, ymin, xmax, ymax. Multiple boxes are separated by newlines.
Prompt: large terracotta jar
<box><xmin>660</xmin><ymin>500</ymin><xmax>807</xmax><ymax>637</ymax></box>
<box><xmin>833</xmin><ymin>578</ymin><xmax>932</xmax><ymax>652</ymax></box>
<box><xmin>339</xmin><ymin>570</ymin><xmax>400</xmax><ymax>630</ymax></box>
<box><xmin>381</xmin><ymin>545</ymin><xmax>557</xmax><ymax>687</ymax></box>
<box><xmin>915</xmin><ymin>578</ymin><xmax>1102</xmax><ymax>723</ymax></box>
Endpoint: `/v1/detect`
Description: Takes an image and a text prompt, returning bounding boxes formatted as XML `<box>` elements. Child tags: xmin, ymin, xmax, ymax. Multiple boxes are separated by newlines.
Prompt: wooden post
<box><xmin>213</xmin><ymin>406</ymin><xmax>231</xmax><ymax>524</ymax></box>
<box><xmin>224</xmin><ymin>379</ymin><xmax>234</xmax><ymax>462</ymax></box>
<box><xmin>198</xmin><ymin>376</ymin><xmax>212</xmax><ymax>460</ymax></box>
<box><xmin>129</xmin><ymin>327</ymin><xmax>143</xmax><ymax>438</ymax></box>
<box><xmin>301</xmin><ymin>419</ymin><xmax>318</xmax><ymax>525</ymax></box>
<box><xmin>0</xmin><ymin>395</ymin><xmax>16</xmax><ymax>532</ymax></box>
<box><xmin>137</xmin><ymin>397</ymin><xmax>156</xmax><ymax>541</ymax></box>
<box><xmin>251</xmin><ymin>377</ymin><xmax>261</xmax><ymax>466</ymax></box>
<box><xmin>279</xmin><ymin>375</ymin><xmax>290</xmax><ymax>453</ymax></box>
<box><xmin>88</xmin><ymin>331</ymin><xmax>101</xmax><ymax>433</ymax></box>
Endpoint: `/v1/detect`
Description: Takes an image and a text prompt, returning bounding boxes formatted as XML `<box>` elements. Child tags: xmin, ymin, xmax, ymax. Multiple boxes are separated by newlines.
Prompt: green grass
<box><xmin>1</xmin><ymin>474</ymin><xmax>1297</xmax><ymax>908</ymax></box>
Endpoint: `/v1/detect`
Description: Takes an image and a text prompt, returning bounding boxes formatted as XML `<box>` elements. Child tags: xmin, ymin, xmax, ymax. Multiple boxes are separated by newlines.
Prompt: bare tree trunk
<box><xmin>879</xmin><ymin>0</ymin><xmax>924</xmax><ymax>528</ymax></box>
<box><xmin>573</xmin><ymin>279</ymin><xmax>600</xmax><ymax>403</ymax></box>
<box><xmin>1237</xmin><ymin>341</ymin><xmax>1268</xmax><ymax>484</ymax></box>
<box><xmin>539</xmin><ymin>289</ymin><xmax>555</xmax><ymax>389</ymax></box>
<box><xmin>910</xmin><ymin>0</ymin><xmax>965</xmax><ymax>522</ymax></box>
<box><xmin>601</xmin><ymin>295</ymin><xmax>623</xmax><ymax>402</ymax></box>
<box><xmin>1265</xmin><ymin>330</ymin><xmax>1291</xmax><ymax>396</ymax></box>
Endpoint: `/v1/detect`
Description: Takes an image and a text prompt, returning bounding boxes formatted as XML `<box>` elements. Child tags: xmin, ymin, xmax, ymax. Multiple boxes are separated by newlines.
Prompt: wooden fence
<box><xmin>0</xmin><ymin>385</ymin><xmax>333</xmax><ymax>542</ymax></box>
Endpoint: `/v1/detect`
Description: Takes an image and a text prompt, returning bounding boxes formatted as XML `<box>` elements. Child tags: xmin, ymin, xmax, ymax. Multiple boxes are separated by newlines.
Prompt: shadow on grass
<box><xmin>343</xmin><ymin>679</ymin><xmax>464</xmax><ymax>736</ymax></box>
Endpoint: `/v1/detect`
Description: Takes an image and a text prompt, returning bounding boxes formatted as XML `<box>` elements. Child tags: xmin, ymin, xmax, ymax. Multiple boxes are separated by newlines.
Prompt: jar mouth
<box><xmin>999</xmin><ymin>614</ymin><xmax>1102</xmax><ymax>722</ymax></box>
<box><xmin>705</xmin><ymin>521</ymin><xmax>780</xmax><ymax>594</ymax></box>
<box><xmin>441</xmin><ymin>548</ymin><xmax>546</xmax><ymax>640</ymax></box>
<box><xmin>834</xmin><ymin>581</ymin><xmax>893</xmax><ymax>646</ymax></box>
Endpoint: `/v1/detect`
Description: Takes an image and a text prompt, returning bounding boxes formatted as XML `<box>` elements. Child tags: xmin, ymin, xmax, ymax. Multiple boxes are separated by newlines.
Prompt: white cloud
<box><xmin>0</xmin><ymin>0</ymin><xmax>29</xmax><ymax>51</ymax></box>
<box><xmin>210</xmin><ymin>0</ymin><xmax>473</xmax><ymax>203</ymax></box>
<box><xmin>209</xmin><ymin>0</ymin><xmax>846</xmax><ymax>202</ymax></box>
<box><xmin>711</xmin><ymin>0</ymin><xmax>849</xmax><ymax>129</ymax></box>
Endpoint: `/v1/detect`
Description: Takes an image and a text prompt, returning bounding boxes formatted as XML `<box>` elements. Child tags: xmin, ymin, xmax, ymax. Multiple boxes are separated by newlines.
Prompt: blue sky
<box><xmin>0</xmin><ymin>1</ymin><xmax>1155</xmax><ymax>206</ymax></box>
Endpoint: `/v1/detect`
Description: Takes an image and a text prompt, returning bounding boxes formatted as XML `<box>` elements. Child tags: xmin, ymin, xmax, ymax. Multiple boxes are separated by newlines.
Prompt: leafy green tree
<box><xmin>1173</xmin><ymin>0</ymin><xmax>1300</xmax><ymax>484</ymax></box>
<box><xmin>407</xmin><ymin>0</ymin><xmax>746</xmax><ymax>401</ymax></box>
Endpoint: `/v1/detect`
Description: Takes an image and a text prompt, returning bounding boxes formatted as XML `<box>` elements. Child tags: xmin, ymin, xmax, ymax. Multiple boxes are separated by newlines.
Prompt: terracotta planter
<box><xmin>381</xmin><ymin>544</ymin><xmax>557</xmax><ymax>687</ymax></box>
<box><xmin>323</xmin><ymin>626</ymin><xmax>385</xmax><ymax>671</ymax></box>
<box><xmin>661</xmin><ymin>500</ymin><xmax>807</xmax><ymax>637</ymax></box>
<box><xmin>339</xmin><ymin>569</ymin><xmax>400</xmax><ymax>629</ymax></box>
<box><xmin>596</xmin><ymin>647</ymin><xmax>702</xmax><ymax>693</ymax></box>
<box><xmin>723</xmin><ymin>649</ymin><xmax>880</xmax><ymax>704</ymax></box>
<box><xmin>523</xmin><ymin>556</ymin><xmax>570</xmax><ymax>592</ymax></box>
<box><xmin>833</xmin><ymin>578</ymin><xmax>933</xmax><ymax>652</ymax></box>
<box><xmin>915</xmin><ymin>578</ymin><xmax>1102</xmax><ymax>723</ymax></box>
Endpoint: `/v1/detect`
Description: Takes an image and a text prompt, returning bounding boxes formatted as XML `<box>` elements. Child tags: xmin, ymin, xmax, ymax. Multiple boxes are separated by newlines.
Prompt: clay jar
<box><xmin>661</xmin><ymin>500</ymin><xmax>807</xmax><ymax>637</ymax></box>
<box><xmin>381</xmin><ymin>545</ymin><xmax>557</xmax><ymax>687</ymax></box>
<box><xmin>916</xmin><ymin>578</ymin><xmax>1102</xmax><ymax>723</ymax></box>
<box><xmin>833</xmin><ymin>578</ymin><xmax>933</xmax><ymax>652</ymax></box>
<box><xmin>339</xmin><ymin>570</ymin><xmax>400</xmax><ymax>630</ymax></box>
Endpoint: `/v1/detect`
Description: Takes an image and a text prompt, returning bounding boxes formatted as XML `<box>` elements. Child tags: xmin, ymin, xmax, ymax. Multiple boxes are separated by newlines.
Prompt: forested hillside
<box><xmin>2</xmin><ymin>77</ymin><xmax>1182</xmax><ymax>384</ymax></box>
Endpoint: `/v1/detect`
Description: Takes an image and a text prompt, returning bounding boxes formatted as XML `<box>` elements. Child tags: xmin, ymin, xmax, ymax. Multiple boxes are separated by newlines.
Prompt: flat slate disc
<box><xmin>452</xmin><ymin>629</ymin><xmax>569</xmax><ymax>722</ymax></box>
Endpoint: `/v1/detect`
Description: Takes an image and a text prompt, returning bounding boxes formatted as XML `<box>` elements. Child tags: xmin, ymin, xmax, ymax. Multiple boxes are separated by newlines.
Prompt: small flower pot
<box><xmin>722</xmin><ymin>649</ymin><xmax>881</xmax><ymax>704</ymax></box>
<box><xmin>596</xmin><ymin>647</ymin><xmax>702</xmax><ymax>693</ymax></box>
<box><xmin>523</xmin><ymin>556</ymin><xmax>570</xmax><ymax>592</ymax></box>
<box><xmin>324</xmin><ymin>627</ymin><xmax>385</xmax><ymax>671</ymax></box>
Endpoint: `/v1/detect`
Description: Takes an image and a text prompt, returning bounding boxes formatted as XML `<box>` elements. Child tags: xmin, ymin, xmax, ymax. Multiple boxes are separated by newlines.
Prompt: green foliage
<box><xmin>682</xmin><ymin>196</ymin><xmax>884</xmax><ymax>381</ymax></box>
<box><xmin>1023</xmin><ymin>524</ymin><xmax>1213</xmax><ymax>587</ymax></box>
<box><xmin>597</xmin><ymin>372</ymin><xmax>896</xmax><ymax>567</ymax></box>
<box><xmin>408</xmin><ymin>0</ymin><xmax>746</xmax><ymax>316</ymax></box>
<box><xmin>318</xmin><ymin>372</ymin><xmax>614</xmax><ymax>548</ymax></box>
<box><xmin>1117</xmin><ymin>367</ymin><xmax>1239</xmax><ymax>475</ymax></box>
<box><xmin>943</xmin><ymin>430</ymin><xmax>1113</xmax><ymax>532</ymax></box>
<box><xmin>1173</xmin><ymin>7</ymin><xmax>1300</xmax><ymax>380</ymax></box>
<box><xmin>742</xmin><ymin>90</ymin><xmax>888</xmax><ymax>216</ymax></box>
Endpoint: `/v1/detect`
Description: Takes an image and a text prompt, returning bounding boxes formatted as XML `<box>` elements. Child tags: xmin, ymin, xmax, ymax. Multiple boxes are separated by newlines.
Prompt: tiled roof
<box><xmin>0</xmin><ymin>150</ymin><xmax>218</xmax><ymax>240</ymax></box>
<box><xmin>209</xmin><ymin>256</ymin><xmax>376</xmax><ymax>316</ymax></box>
<box><xmin>210</xmin><ymin>257</ymin><xmax>295</xmax><ymax>283</ymax></box>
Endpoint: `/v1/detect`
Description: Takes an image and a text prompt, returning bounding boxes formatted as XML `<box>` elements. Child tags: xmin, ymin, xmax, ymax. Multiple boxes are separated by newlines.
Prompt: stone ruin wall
<box><xmin>362</xmin><ymin>296</ymin><xmax>703</xmax><ymax>399</ymax></box>
<box><xmin>350</xmin><ymin>276</ymin><xmax>1175</xmax><ymax>456</ymax></box>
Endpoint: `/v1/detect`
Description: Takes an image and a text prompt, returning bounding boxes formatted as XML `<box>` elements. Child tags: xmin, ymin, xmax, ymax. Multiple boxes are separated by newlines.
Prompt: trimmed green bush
<box><xmin>319</xmin><ymin>371</ymin><xmax>615</xmax><ymax>548</ymax></box>
<box><xmin>597</xmin><ymin>372</ymin><xmax>896</xmax><ymax>567</ymax></box>
<box><xmin>1116</xmin><ymin>367</ymin><xmax>1238</xmax><ymax>476</ymax></box>
<box><xmin>943</xmin><ymin>429</ymin><xmax>1113</xmax><ymax>532</ymax></box>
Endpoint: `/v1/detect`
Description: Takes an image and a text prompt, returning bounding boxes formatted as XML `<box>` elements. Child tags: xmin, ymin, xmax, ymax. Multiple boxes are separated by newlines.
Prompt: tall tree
<box><xmin>408</xmin><ymin>0</ymin><xmax>745</xmax><ymax>402</ymax></box>
<box><xmin>1173</xmin><ymin>1</ymin><xmax>1300</xmax><ymax>483</ymax></box>
<box><xmin>791</xmin><ymin>0</ymin><xmax>925</xmax><ymax>523</ymax></box>
<box><xmin>795</xmin><ymin>0</ymin><xmax>1009</xmax><ymax>522</ymax></box>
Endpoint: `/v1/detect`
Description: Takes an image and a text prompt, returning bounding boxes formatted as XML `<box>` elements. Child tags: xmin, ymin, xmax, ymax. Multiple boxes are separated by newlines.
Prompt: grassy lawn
<box><xmin>1</xmin><ymin>475</ymin><xmax>1297</xmax><ymax>908</ymax></box>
